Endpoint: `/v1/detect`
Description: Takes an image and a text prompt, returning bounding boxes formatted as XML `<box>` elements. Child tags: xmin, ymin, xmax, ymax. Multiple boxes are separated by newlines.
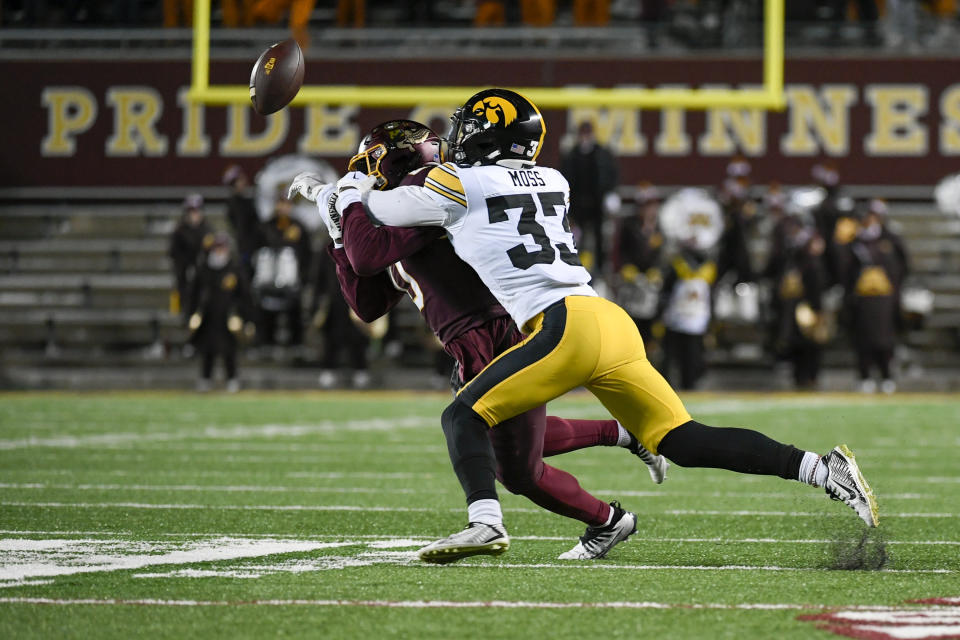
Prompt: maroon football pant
<box><xmin>488</xmin><ymin>406</ymin><xmax>620</xmax><ymax>527</ymax></box>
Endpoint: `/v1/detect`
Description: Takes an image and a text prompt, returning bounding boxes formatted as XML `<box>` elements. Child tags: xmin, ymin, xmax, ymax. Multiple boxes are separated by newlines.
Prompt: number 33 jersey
<box><xmin>364</xmin><ymin>160</ymin><xmax>596</xmax><ymax>331</ymax></box>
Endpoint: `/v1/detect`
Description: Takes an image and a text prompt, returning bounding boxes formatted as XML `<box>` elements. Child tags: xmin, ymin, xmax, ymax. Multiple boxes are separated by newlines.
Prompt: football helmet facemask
<box><xmin>449</xmin><ymin>88</ymin><xmax>545</xmax><ymax>166</ymax></box>
<box><xmin>347</xmin><ymin>120</ymin><xmax>443</xmax><ymax>190</ymax></box>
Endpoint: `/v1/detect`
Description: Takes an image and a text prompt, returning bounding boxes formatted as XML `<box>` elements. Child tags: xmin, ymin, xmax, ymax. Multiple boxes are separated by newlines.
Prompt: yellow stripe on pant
<box><xmin>458</xmin><ymin>295</ymin><xmax>691</xmax><ymax>453</ymax></box>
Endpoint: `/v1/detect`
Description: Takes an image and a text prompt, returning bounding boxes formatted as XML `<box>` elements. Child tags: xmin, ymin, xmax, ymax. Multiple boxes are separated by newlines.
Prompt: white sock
<box><xmin>467</xmin><ymin>499</ymin><xmax>503</xmax><ymax>526</ymax></box>
<box><xmin>615</xmin><ymin>422</ymin><xmax>633</xmax><ymax>447</ymax></box>
<box><xmin>798</xmin><ymin>451</ymin><xmax>827</xmax><ymax>487</ymax></box>
<box><xmin>601</xmin><ymin>505</ymin><xmax>615</xmax><ymax>527</ymax></box>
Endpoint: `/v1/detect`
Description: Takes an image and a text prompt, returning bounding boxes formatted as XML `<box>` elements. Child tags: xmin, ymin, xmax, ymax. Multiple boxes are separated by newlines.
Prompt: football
<box><xmin>249</xmin><ymin>38</ymin><xmax>305</xmax><ymax>115</ymax></box>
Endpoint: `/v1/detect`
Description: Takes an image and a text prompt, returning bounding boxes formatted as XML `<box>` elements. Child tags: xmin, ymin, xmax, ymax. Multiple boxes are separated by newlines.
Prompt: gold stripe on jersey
<box><xmin>437</xmin><ymin>162</ymin><xmax>461</xmax><ymax>179</ymax></box>
<box><xmin>425</xmin><ymin>180</ymin><xmax>467</xmax><ymax>207</ymax></box>
<box><xmin>425</xmin><ymin>168</ymin><xmax>467</xmax><ymax>207</ymax></box>
<box><xmin>426</xmin><ymin>165</ymin><xmax>466</xmax><ymax>196</ymax></box>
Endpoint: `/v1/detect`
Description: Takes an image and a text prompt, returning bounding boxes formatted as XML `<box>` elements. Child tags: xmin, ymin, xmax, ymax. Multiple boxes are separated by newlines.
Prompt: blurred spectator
<box><xmin>312</xmin><ymin>249</ymin><xmax>371</xmax><ymax>388</ymax></box>
<box><xmin>336</xmin><ymin>0</ymin><xmax>365</xmax><ymax>27</ymax></box>
<box><xmin>811</xmin><ymin>161</ymin><xmax>855</xmax><ymax>284</ymax></box>
<box><xmin>255</xmin><ymin>154</ymin><xmax>337</xmax><ymax>232</ymax></box>
<box><xmin>759</xmin><ymin>182</ymin><xmax>790</xmax><ymax>280</ymax></box>
<box><xmin>522</xmin><ymin>0</ymin><xmax>556</xmax><ymax>25</ymax></box>
<box><xmin>255</xmin><ymin>196</ymin><xmax>311</xmax><ymax>347</ymax></box>
<box><xmin>640</xmin><ymin>0</ymin><xmax>665</xmax><ymax>47</ymax></box>
<box><xmin>886</xmin><ymin>0</ymin><xmax>918</xmax><ymax>49</ymax></box>
<box><xmin>405</xmin><ymin>0</ymin><xmax>435</xmax><ymax>24</ymax></box>
<box><xmin>561</xmin><ymin>121</ymin><xmax>619</xmax><ymax>277</ymax></box>
<box><xmin>771</xmin><ymin>217</ymin><xmax>828</xmax><ymax>389</ymax></box>
<box><xmin>168</xmin><ymin>193</ymin><xmax>214</xmax><ymax>319</ymax></box>
<box><xmin>163</xmin><ymin>0</ymin><xmax>193</xmax><ymax>26</ymax></box>
<box><xmin>474</xmin><ymin>0</ymin><xmax>506</xmax><ymax>26</ymax></box>
<box><xmin>186</xmin><ymin>234</ymin><xmax>254</xmax><ymax>393</ymax></box>
<box><xmin>223</xmin><ymin>164</ymin><xmax>264</xmax><ymax>280</ymax></box>
<box><xmin>249</xmin><ymin>0</ymin><xmax>316</xmax><ymax>49</ymax></box>
<box><xmin>616</xmin><ymin>182</ymin><xmax>664</xmax><ymax>275</ymax></box>
<box><xmin>842</xmin><ymin>199</ymin><xmax>910</xmax><ymax>394</ymax></box>
<box><xmin>716</xmin><ymin>158</ymin><xmax>756</xmax><ymax>284</ymax></box>
<box><xmin>222</xmin><ymin>0</ymin><xmax>255</xmax><ymax>26</ymax></box>
<box><xmin>110</xmin><ymin>0</ymin><xmax>141</xmax><ymax>25</ymax></box>
<box><xmin>573</xmin><ymin>0</ymin><xmax>609</xmax><ymax>25</ymax></box>
<box><xmin>825</xmin><ymin>0</ymin><xmax>881</xmax><ymax>46</ymax></box>
<box><xmin>613</xmin><ymin>182</ymin><xmax>664</xmax><ymax>343</ymax></box>
<box><xmin>658</xmin><ymin>244</ymin><xmax>717</xmax><ymax>390</ymax></box>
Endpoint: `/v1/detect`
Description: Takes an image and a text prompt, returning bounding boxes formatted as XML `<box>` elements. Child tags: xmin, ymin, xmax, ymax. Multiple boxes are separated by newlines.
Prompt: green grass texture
<box><xmin>0</xmin><ymin>391</ymin><xmax>957</xmax><ymax>639</ymax></box>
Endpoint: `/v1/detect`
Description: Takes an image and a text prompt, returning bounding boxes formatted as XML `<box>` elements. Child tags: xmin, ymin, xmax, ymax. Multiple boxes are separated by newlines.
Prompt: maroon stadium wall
<box><xmin>5</xmin><ymin>56</ymin><xmax>960</xmax><ymax>188</ymax></box>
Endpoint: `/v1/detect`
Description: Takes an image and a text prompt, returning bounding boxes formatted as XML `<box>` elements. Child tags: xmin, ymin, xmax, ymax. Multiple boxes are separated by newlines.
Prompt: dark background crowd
<box><xmin>168</xmin><ymin>141</ymin><xmax>912</xmax><ymax>394</ymax></box>
<box><xmin>591</xmin><ymin>151</ymin><xmax>911</xmax><ymax>394</ymax></box>
<box><xmin>5</xmin><ymin>0</ymin><xmax>958</xmax><ymax>52</ymax></box>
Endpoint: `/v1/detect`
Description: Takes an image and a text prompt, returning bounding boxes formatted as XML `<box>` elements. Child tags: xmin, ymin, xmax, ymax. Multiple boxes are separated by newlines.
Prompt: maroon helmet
<box><xmin>347</xmin><ymin>120</ymin><xmax>443</xmax><ymax>190</ymax></box>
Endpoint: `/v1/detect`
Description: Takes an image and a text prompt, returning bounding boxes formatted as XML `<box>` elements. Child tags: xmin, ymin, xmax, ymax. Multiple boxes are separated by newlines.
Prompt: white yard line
<box><xmin>84</xmin><ymin>442</ymin><xmax>447</xmax><ymax>454</ymax></box>
<box><xmin>1</xmin><ymin>531</ymin><xmax>958</xmax><ymax>546</ymax></box>
<box><xmin>0</xmin><ymin>538</ymin><xmax>354</xmax><ymax>582</ymax></box>
<box><xmin>664</xmin><ymin>509</ymin><xmax>959</xmax><ymax>518</ymax></box>
<box><xmin>4</xmin><ymin>502</ymin><xmax>955</xmax><ymax>518</ymax></box>
<box><xmin>0</xmin><ymin>597</ymin><xmax>926</xmax><ymax>610</ymax></box>
<box><xmin>0</xmin><ymin>417</ymin><xmax>434</xmax><ymax>451</ymax></box>
<box><xmin>0</xmin><ymin>470</ymin><xmax>436</xmax><ymax>479</ymax></box>
<box><xmin>0</xmin><ymin>483</ymin><xmax>940</xmax><ymax>501</ymax></box>
<box><xmin>460</xmin><ymin>563</ymin><xmax>952</xmax><ymax>574</ymax></box>
<box><xmin>0</xmin><ymin>501</ymin><xmax>437</xmax><ymax>512</ymax></box>
<box><xmin>0</xmin><ymin>483</ymin><xmax>430</xmax><ymax>495</ymax></box>
<box><xmin>1</xmin><ymin>535</ymin><xmax>952</xmax><ymax>587</ymax></box>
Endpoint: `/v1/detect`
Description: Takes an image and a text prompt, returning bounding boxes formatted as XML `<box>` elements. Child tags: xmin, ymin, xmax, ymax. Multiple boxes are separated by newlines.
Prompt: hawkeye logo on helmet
<box><xmin>472</xmin><ymin>97</ymin><xmax>517</xmax><ymax>127</ymax></box>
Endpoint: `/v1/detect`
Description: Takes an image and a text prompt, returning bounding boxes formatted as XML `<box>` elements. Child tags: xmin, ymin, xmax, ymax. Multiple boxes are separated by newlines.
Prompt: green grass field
<box><xmin>0</xmin><ymin>391</ymin><xmax>958</xmax><ymax>639</ymax></box>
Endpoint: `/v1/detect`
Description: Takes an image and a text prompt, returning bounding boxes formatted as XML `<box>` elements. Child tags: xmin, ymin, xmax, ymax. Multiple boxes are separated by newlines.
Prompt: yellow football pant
<box><xmin>458</xmin><ymin>295</ymin><xmax>691</xmax><ymax>453</ymax></box>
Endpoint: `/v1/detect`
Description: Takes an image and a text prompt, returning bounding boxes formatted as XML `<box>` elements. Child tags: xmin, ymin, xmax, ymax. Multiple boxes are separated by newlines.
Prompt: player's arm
<box><xmin>341</xmin><ymin>167</ymin><xmax>447</xmax><ymax>276</ymax></box>
<box><xmin>335</xmin><ymin>164</ymin><xmax>467</xmax><ymax>230</ymax></box>
<box><xmin>326</xmin><ymin>244</ymin><xmax>405</xmax><ymax>322</ymax></box>
<box><xmin>342</xmin><ymin>212</ymin><xmax>443</xmax><ymax>277</ymax></box>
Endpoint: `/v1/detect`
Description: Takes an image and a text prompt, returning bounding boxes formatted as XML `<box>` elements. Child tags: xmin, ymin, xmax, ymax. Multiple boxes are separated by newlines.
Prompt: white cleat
<box><xmin>559</xmin><ymin>502</ymin><xmax>637</xmax><ymax>560</ymax></box>
<box><xmin>418</xmin><ymin>523</ymin><xmax>509</xmax><ymax>564</ymax></box>
<box><xmin>822</xmin><ymin>445</ymin><xmax>879</xmax><ymax>528</ymax></box>
<box><xmin>629</xmin><ymin>439</ymin><xmax>669</xmax><ymax>484</ymax></box>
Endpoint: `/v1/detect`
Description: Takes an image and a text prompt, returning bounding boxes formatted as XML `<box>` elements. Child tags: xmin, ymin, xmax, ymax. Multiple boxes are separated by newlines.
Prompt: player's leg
<box><xmin>491</xmin><ymin>405</ymin><xmax>611</xmax><ymax>527</ymax></box>
<box><xmin>542</xmin><ymin>415</ymin><xmax>668</xmax><ymax>484</ymax></box>
<box><xmin>542</xmin><ymin>416</ymin><xmax>619</xmax><ymax>453</ymax></box>
<box><xmin>419</xmin><ymin>299</ymin><xmax>600</xmax><ymax>563</ymax></box>
<box><xmin>586</xmin><ymin>297</ymin><xmax>879</xmax><ymax>527</ymax></box>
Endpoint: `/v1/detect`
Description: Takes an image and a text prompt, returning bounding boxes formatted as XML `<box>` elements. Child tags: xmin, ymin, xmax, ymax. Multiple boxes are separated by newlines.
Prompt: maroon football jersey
<box><xmin>339</xmin><ymin>167</ymin><xmax>510</xmax><ymax>347</ymax></box>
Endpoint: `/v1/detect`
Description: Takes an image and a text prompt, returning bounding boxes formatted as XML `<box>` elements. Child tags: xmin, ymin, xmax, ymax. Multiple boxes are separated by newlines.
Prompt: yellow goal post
<box><xmin>187</xmin><ymin>0</ymin><xmax>785</xmax><ymax>111</ymax></box>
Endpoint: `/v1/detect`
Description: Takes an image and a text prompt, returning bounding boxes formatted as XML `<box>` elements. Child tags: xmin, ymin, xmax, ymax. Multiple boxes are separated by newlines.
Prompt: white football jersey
<box><xmin>446</xmin><ymin>162</ymin><xmax>596</xmax><ymax>329</ymax></box>
<box><xmin>362</xmin><ymin>160</ymin><xmax>596</xmax><ymax>330</ymax></box>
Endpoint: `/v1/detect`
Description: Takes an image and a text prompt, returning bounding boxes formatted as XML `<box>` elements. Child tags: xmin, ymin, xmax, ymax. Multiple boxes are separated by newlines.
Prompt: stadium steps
<box><xmin>0</xmin><ymin>273</ymin><xmax>172</xmax><ymax>311</ymax></box>
<box><xmin>0</xmin><ymin>238</ymin><xmax>169</xmax><ymax>274</ymax></box>
<box><xmin>1</xmin><ymin>199</ymin><xmax>959</xmax><ymax>388</ymax></box>
<box><xmin>0</xmin><ymin>309</ymin><xmax>185</xmax><ymax>349</ymax></box>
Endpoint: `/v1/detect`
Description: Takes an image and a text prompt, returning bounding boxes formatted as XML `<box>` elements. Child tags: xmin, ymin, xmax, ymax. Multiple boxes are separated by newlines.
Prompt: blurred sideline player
<box><xmin>290</xmin><ymin>120</ymin><xmax>667</xmax><ymax>561</ymax></box>
<box><xmin>330</xmin><ymin>89</ymin><xmax>879</xmax><ymax>563</ymax></box>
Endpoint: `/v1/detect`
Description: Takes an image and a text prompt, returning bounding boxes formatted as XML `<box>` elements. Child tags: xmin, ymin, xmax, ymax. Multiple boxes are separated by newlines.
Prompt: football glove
<box><xmin>335</xmin><ymin>171</ymin><xmax>377</xmax><ymax>217</ymax></box>
<box><xmin>313</xmin><ymin>183</ymin><xmax>343</xmax><ymax>247</ymax></box>
<box><xmin>287</xmin><ymin>172</ymin><xmax>328</xmax><ymax>202</ymax></box>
